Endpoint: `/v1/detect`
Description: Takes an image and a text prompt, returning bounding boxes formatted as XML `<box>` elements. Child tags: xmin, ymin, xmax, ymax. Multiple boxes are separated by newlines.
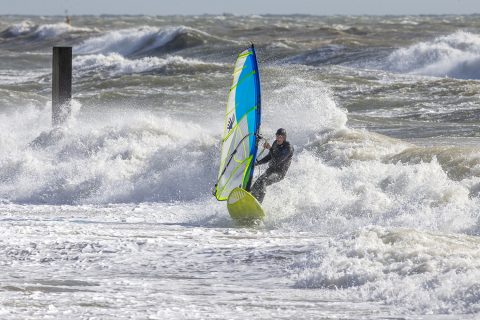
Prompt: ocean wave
<box><xmin>75</xmin><ymin>25</ymin><xmax>229</xmax><ymax>56</ymax></box>
<box><xmin>0</xmin><ymin>76</ymin><xmax>343</xmax><ymax>205</ymax></box>
<box><xmin>385</xmin><ymin>31</ymin><xmax>480</xmax><ymax>79</ymax></box>
<box><xmin>331</xmin><ymin>24</ymin><xmax>367</xmax><ymax>35</ymax></box>
<box><xmin>73</xmin><ymin>53</ymin><xmax>225</xmax><ymax>76</ymax></box>
<box><xmin>306</xmin><ymin>128</ymin><xmax>413</xmax><ymax>166</ymax></box>
<box><xmin>0</xmin><ymin>21</ymin><xmax>93</xmax><ymax>39</ymax></box>
<box><xmin>265</xmin><ymin>148</ymin><xmax>477</xmax><ymax>233</ymax></box>
<box><xmin>259</xmin><ymin>120</ymin><xmax>480</xmax><ymax>236</ymax></box>
<box><xmin>387</xmin><ymin>145</ymin><xmax>480</xmax><ymax>182</ymax></box>
<box><xmin>262</xmin><ymin>76</ymin><xmax>347</xmax><ymax>140</ymax></box>
<box><xmin>0</xmin><ymin>104</ymin><xmax>217</xmax><ymax>205</ymax></box>
<box><xmin>0</xmin><ymin>20</ymin><xmax>35</xmax><ymax>37</ymax></box>
<box><xmin>251</xmin><ymin>75</ymin><xmax>479</xmax><ymax>234</ymax></box>
<box><xmin>283</xmin><ymin>45</ymin><xmax>383</xmax><ymax>66</ymax></box>
<box><xmin>292</xmin><ymin>228</ymin><xmax>480</xmax><ymax>314</ymax></box>
<box><xmin>283</xmin><ymin>45</ymin><xmax>345</xmax><ymax>65</ymax></box>
<box><xmin>3</xmin><ymin>69</ymin><xmax>480</xmax><ymax>222</ymax></box>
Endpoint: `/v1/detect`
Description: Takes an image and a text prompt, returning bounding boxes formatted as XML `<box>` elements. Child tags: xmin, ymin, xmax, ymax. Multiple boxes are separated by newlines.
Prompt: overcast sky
<box><xmin>2</xmin><ymin>0</ymin><xmax>480</xmax><ymax>15</ymax></box>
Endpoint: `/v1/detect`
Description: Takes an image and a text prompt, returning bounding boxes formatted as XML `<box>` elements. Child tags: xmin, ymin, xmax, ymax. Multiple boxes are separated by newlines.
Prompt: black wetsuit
<box><xmin>250</xmin><ymin>140</ymin><xmax>294</xmax><ymax>203</ymax></box>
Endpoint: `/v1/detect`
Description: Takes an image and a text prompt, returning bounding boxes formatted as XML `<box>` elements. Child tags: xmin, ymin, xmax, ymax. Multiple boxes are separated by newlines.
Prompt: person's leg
<box><xmin>250</xmin><ymin>172</ymin><xmax>284</xmax><ymax>203</ymax></box>
<box><xmin>250</xmin><ymin>172</ymin><xmax>268</xmax><ymax>203</ymax></box>
<box><xmin>264</xmin><ymin>172</ymin><xmax>283</xmax><ymax>187</ymax></box>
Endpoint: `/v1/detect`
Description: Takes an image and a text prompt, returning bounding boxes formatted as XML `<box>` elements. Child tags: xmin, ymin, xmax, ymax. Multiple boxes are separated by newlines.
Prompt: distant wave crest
<box><xmin>74</xmin><ymin>53</ymin><xmax>224</xmax><ymax>76</ymax></box>
<box><xmin>386</xmin><ymin>31</ymin><xmax>480</xmax><ymax>79</ymax></box>
<box><xmin>75</xmin><ymin>26</ymin><xmax>229</xmax><ymax>56</ymax></box>
<box><xmin>0</xmin><ymin>21</ymin><xmax>93</xmax><ymax>39</ymax></box>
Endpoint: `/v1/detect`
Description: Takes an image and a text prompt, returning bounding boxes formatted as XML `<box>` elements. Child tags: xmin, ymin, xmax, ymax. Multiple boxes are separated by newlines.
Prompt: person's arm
<box><xmin>255</xmin><ymin>141</ymin><xmax>274</xmax><ymax>165</ymax></box>
<box><xmin>256</xmin><ymin>152</ymin><xmax>271</xmax><ymax>165</ymax></box>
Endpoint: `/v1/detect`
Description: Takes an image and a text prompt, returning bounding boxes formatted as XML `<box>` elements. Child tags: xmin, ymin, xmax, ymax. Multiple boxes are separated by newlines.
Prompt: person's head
<box><xmin>275</xmin><ymin>128</ymin><xmax>286</xmax><ymax>145</ymax></box>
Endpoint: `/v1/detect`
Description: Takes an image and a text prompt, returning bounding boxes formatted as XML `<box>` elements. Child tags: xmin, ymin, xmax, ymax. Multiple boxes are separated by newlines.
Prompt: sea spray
<box><xmin>75</xmin><ymin>25</ymin><xmax>229</xmax><ymax>56</ymax></box>
<box><xmin>0</xmin><ymin>105</ymin><xmax>217</xmax><ymax>204</ymax></box>
<box><xmin>73</xmin><ymin>53</ymin><xmax>225</xmax><ymax>77</ymax></box>
<box><xmin>386</xmin><ymin>31</ymin><xmax>480</xmax><ymax>79</ymax></box>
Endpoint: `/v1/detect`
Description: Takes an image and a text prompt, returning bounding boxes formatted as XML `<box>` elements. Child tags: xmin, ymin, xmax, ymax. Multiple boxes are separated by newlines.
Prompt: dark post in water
<box><xmin>52</xmin><ymin>46</ymin><xmax>72</xmax><ymax>126</ymax></box>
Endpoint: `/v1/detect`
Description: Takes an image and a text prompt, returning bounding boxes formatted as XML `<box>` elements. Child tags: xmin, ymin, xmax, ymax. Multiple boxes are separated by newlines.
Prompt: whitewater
<box><xmin>1</xmin><ymin>14</ymin><xmax>480</xmax><ymax>319</ymax></box>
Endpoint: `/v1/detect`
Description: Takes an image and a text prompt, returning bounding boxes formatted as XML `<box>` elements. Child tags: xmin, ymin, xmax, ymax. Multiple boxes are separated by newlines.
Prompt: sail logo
<box><xmin>227</xmin><ymin>114</ymin><xmax>235</xmax><ymax>131</ymax></box>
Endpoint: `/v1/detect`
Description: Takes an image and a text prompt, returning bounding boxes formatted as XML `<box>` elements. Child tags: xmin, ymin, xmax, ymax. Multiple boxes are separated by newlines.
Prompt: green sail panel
<box><xmin>215</xmin><ymin>46</ymin><xmax>261</xmax><ymax>201</ymax></box>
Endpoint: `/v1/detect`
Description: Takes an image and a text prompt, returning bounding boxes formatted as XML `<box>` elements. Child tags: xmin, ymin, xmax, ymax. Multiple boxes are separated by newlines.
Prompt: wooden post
<box><xmin>52</xmin><ymin>46</ymin><xmax>72</xmax><ymax>126</ymax></box>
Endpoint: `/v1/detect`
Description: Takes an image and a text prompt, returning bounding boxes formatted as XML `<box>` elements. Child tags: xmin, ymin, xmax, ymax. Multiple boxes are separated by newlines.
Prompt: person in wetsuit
<box><xmin>250</xmin><ymin>128</ymin><xmax>294</xmax><ymax>203</ymax></box>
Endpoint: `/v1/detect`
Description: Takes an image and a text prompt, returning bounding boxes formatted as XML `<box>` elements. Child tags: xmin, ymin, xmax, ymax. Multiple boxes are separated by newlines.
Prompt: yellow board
<box><xmin>227</xmin><ymin>187</ymin><xmax>265</xmax><ymax>222</ymax></box>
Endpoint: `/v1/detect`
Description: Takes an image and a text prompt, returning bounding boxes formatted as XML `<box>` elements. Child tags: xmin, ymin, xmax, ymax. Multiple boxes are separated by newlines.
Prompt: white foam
<box><xmin>0</xmin><ymin>103</ymin><xmax>218</xmax><ymax>204</ymax></box>
<box><xmin>293</xmin><ymin>227</ymin><xmax>480</xmax><ymax>314</ymax></box>
<box><xmin>332</xmin><ymin>24</ymin><xmax>352</xmax><ymax>31</ymax></box>
<box><xmin>263</xmin><ymin>147</ymin><xmax>479</xmax><ymax>233</ymax></box>
<box><xmin>261</xmin><ymin>75</ymin><xmax>347</xmax><ymax>146</ymax></box>
<box><xmin>34</xmin><ymin>23</ymin><xmax>72</xmax><ymax>38</ymax></box>
<box><xmin>253</xmin><ymin>74</ymin><xmax>478</xmax><ymax>236</ymax></box>
<box><xmin>386</xmin><ymin>31</ymin><xmax>480</xmax><ymax>79</ymax></box>
<box><xmin>75</xmin><ymin>25</ymin><xmax>219</xmax><ymax>56</ymax></box>
<box><xmin>30</xmin><ymin>23</ymin><xmax>92</xmax><ymax>39</ymax></box>
<box><xmin>73</xmin><ymin>53</ymin><xmax>223</xmax><ymax>76</ymax></box>
<box><xmin>0</xmin><ymin>69</ymin><xmax>45</xmax><ymax>85</ymax></box>
<box><xmin>3</xmin><ymin>20</ymin><xmax>35</xmax><ymax>36</ymax></box>
<box><xmin>267</xmin><ymin>41</ymin><xmax>293</xmax><ymax>49</ymax></box>
<box><xmin>0</xmin><ymin>74</ymin><xmax>346</xmax><ymax>206</ymax></box>
<box><xmin>306</xmin><ymin>128</ymin><xmax>413</xmax><ymax>166</ymax></box>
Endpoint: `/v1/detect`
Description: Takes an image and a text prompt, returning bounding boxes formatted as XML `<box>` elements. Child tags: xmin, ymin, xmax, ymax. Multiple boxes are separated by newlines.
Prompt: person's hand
<box><xmin>263</xmin><ymin>141</ymin><xmax>271</xmax><ymax>149</ymax></box>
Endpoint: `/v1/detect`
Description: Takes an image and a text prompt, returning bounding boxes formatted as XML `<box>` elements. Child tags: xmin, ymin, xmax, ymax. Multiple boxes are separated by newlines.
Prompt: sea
<box><xmin>0</xmin><ymin>14</ymin><xmax>480</xmax><ymax>319</ymax></box>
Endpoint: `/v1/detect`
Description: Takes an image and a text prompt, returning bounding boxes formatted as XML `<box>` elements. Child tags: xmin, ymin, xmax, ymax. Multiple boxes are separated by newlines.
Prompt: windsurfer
<box><xmin>250</xmin><ymin>128</ymin><xmax>293</xmax><ymax>203</ymax></box>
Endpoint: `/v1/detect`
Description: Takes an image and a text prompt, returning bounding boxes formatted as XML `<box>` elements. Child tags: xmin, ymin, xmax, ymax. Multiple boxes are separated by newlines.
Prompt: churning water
<box><xmin>1</xmin><ymin>14</ymin><xmax>480</xmax><ymax>319</ymax></box>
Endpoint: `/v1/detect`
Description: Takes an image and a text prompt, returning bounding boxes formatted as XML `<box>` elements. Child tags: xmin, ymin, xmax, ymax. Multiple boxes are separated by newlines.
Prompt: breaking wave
<box><xmin>75</xmin><ymin>26</ymin><xmax>230</xmax><ymax>56</ymax></box>
<box><xmin>0</xmin><ymin>21</ymin><xmax>93</xmax><ymax>39</ymax></box>
<box><xmin>385</xmin><ymin>31</ymin><xmax>480</xmax><ymax>79</ymax></box>
<box><xmin>73</xmin><ymin>53</ymin><xmax>225</xmax><ymax>76</ymax></box>
<box><xmin>0</xmin><ymin>103</ymin><xmax>218</xmax><ymax>205</ymax></box>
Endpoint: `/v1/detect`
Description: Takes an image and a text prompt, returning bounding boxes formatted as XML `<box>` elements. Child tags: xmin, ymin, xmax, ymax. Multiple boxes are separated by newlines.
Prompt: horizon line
<box><xmin>2</xmin><ymin>12</ymin><xmax>480</xmax><ymax>17</ymax></box>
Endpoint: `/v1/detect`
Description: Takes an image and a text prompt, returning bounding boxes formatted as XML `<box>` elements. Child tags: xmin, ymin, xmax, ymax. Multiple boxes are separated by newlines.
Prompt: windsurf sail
<box><xmin>214</xmin><ymin>45</ymin><xmax>261</xmax><ymax>201</ymax></box>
